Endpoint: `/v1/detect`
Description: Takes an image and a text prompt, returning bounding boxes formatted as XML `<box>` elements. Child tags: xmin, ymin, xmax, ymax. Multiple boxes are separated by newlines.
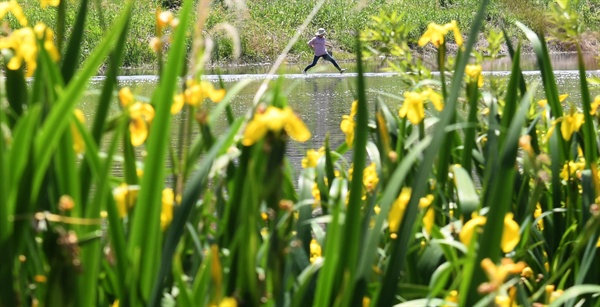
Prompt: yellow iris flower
<box><xmin>34</xmin><ymin>23</ymin><xmax>60</xmax><ymax>62</ymax></box>
<box><xmin>301</xmin><ymin>147</ymin><xmax>323</xmax><ymax>169</ymax></box>
<box><xmin>388</xmin><ymin>189</ymin><xmax>436</xmax><ymax>235</ymax></box>
<box><xmin>161</xmin><ymin>188</ymin><xmax>174</xmax><ymax>230</ymax></box>
<box><xmin>398</xmin><ymin>88</ymin><xmax>444</xmax><ymax>124</ymax></box>
<box><xmin>71</xmin><ymin>109</ymin><xmax>86</xmax><ymax>154</ymax></box>
<box><xmin>0</xmin><ymin>1</ymin><xmax>28</xmax><ymax>26</ymax></box>
<box><xmin>560</xmin><ymin>160</ymin><xmax>585</xmax><ymax>181</ymax></box>
<box><xmin>480</xmin><ymin>257</ymin><xmax>526</xmax><ymax>289</ymax></box>
<box><xmin>363</xmin><ymin>163</ymin><xmax>379</xmax><ymax>193</ymax></box>
<box><xmin>422</xmin><ymin>88</ymin><xmax>444</xmax><ymax>111</ymax></box>
<box><xmin>418</xmin><ymin>20</ymin><xmax>462</xmax><ymax>48</ymax></box>
<box><xmin>309</xmin><ymin>239</ymin><xmax>322</xmax><ymax>263</ymax></box>
<box><xmin>388</xmin><ymin>187</ymin><xmax>412</xmax><ymax>234</ymax></box>
<box><xmin>118</xmin><ymin>87</ymin><xmax>156</xmax><ymax>146</ymax></box>
<box><xmin>215</xmin><ymin>297</ymin><xmax>238</xmax><ymax>307</ymax></box>
<box><xmin>171</xmin><ymin>94</ymin><xmax>185</xmax><ymax>114</ymax></box>
<box><xmin>340</xmin><ymin>101</ymin><xmax>358</xmax><ymax>146</ymax></box>
<box><xmin>128</xmin><ymin>102</ymin><xmax>155</xmax><ymax>146</ymax></box>
<box><xmin>459</xmin><ymin>213</ymin><xmax>520</xmax><ymax>253</ymax></box>
<box><xmin>591</xmin><ymin>95</ymin><xmax>600</xmax><ymax>115</ymax></box>
<box><xmin>560</xmin><ymin>111</ymin><xmax>584</xmax><ymax>141</ymax></box>
<box><xmin>0</xmin><ymin>27</ymin><xmax>36</xmax><ymax>75</ymax></box>
<box><xmin>0</xmin><ymin>22</ymin><xmax>59</xmax><ymax>77</ymax></box>
<box><xmin>537</xmin><ymin>94</ymin><xmax>568</xmax><ymax>108</ymax></box>
<box><xmin>399</xmin><ymin>91</ymin><xmax>426</xmax><ymax>124</ymax></box>
<box><xmin>170</xmin><ymin>80</ymin><xmax>226</xmax><ymax>114</ymax></box>
<box><xmin>442</xmin><ymin>290</ymin><xmax>459</xmax><ymax>307</ymax></box>
<box><xmin>312</xmin><ymin>182</ymin><xmax>321</xmax><ymax>205</ymax></box>
<box><xmin>112</xmin><ymin>184</ymin><xmax>140</xmax><ymax>218</ymax></box>
<box><xmin>419</xmin><ymin>194</ymin><xmax>435</xmax><ymax>234</ymax></box>
<box><xmin>534</xmin><ymin>203</ymin><xmax>544</xmax><ymax>230</ymax></box>
<box><xmin>40</xmin><ymin>0</ymin><xmax>60</xmax><ymax>9</ymax></box>
<box><xmin>545</xmin><ymin>285</ymin><xmax>564</xmax><ymax>304</ymax></box>
<box><xmin>465</xmin><ymin>64</ymin><xmax>484</xmax><ymax>87</ymax></box>
<box><xmin>340</xmin><ymin>115</ymin><xmax>355</xmax><ymax>146</ymax></box>
<box><xmin>119</xmin><ymin>87</ymin><xmax>134</xmax><ymax>106</ymax></box>
<box><xmin>242</xmin><ymin>106</ymin><xmax>311</xmax><ymax>146</ymax></box>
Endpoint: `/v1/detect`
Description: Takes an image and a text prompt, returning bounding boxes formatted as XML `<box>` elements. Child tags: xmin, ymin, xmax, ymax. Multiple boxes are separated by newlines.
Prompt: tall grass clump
<box><xmin>2</xmin><ymin>0</ymin><xmax>600</xmax><ymax>306</ymax></box>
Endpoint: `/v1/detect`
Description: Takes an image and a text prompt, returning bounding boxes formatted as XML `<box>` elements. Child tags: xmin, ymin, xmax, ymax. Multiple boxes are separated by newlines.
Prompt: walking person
<box><xmin>303</xmin><ymin>28</ymin><xmax>346</xmax><ymax>74</ymax></box>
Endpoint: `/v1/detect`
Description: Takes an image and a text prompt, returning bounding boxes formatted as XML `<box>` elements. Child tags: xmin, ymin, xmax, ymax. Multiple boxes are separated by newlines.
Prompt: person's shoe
<box><xmin>303</xmin><ymin>70</ymin><xmax>307</xmax><ymax>74</ymax></box>
<box><xmin>340</xmin><ymin>68</ymin><xmax>347</xmax><ymax>74</ymax></box>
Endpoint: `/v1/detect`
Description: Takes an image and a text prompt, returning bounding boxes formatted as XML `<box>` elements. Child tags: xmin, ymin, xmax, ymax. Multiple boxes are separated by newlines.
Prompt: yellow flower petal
<box><xmin>302</xmin><ymin>149</ymin><xmax>321</xmax><ymax>169</ymax></box>
<box><xmin>399</xmin><ymin>91</ymin><xmax>426</xmax><ymax>125</ymax></box>
<box><xmin>501</xmin><ymin>213</ymin><xmax>520</xmax><ymax>253</ymax></box>
<box><xmin>112</xmin><ymin>184</ymin><xmax>139</xmax><ymax>217</ymax></box>
<box><xmin>424</xmin><ymin>88</ymin><xmax>444</xmax><ymax>111</ymax></box>
<box><xmin>284</xmin><ymin>113</ymin><xmax>311</xmax><ymax>142</ymax></box>
<box><xmin>450</xmin><ymin>20</ymin><xmax>463</xmax><ymax>47</ymax></box>
<box><xmin>242</xmin><ymin>116</ymin><xmax>268</xmax><ymax>146</ymax></box>
<box><xmin>560</xmin><ymin>113</ymin><xmax>584</xmax><ymax>141</ymax></box>
<box><xmin>422</xmin><ymin>207</ymin><xmax>435</xmax><ymax>234</ymax></box>
<box><xmin>559</xmin><ymin>94</ymin><xmax>568</xmax><ymax>102</ymax></box>
<box><xmin>340</xmin><ymin>115</ymin><xmax>355</xmax><ymax>146</ymax></box>
<box><xmin>459</xmin><ymin>215</ymin><xmax>487</xmax><ymax>247</ymax></box>
<box><xmin>161</xmin><ymin>188</ymin><xmax>174</xmax><ymax>230</ymax></box>
<box><xmin>591</xmin><ymin>96</ymin><xmax>600</xmax><ymax>115</ymax></box>
<box><xmin>388</xmin><ymin>187</ymin><xmax>411</xmax><ymax>233</ymax></box>
<box><xmin>242</xmin><ymin>106</ymin><xmax>310</xmax><ymax>145</ymax></box>
<box><xmin>363</xmin><ymin>163</ymin><xmax>379</xmax><ymax>193</ymax></box>
<box><xmin>119</xmin><ymin>87</ymin><xmax>134</xmax><ymax>107</ymax></box>
<box><xmin>71</xmin><ymin>109</ymin><xmax>86</xmax><ymax>154</ymax></box>
<box><xmin>171</xmin><ymin>93</ymin><xmax>185</xmax><ymax>114</ymax></box>
<box><xmin>40</xmin><ymin>0</ymin><xmax>60</xmax><ymax>9</ymax></box>
<box><xmin>309</xmin><ymin>239</ymin><xmax>322</xmax><ymax>263</ymax></box>
<box><xmin>209</xmin><ymin>88</ymin><xmax>226</xmax><ymax>103</ymax></box>
<box><xmin>129</xmin><ymin>102</ymin><xmax>155</xmax><ymax>123</ymax></box>
<box><xmin>129</xmin><ymin>117</ymin><xmax>148</xmax><ymax>146</ymax></box>
<box><xmin>218</xmin><ymin>297</ymin><xmax>237</xmax><ymax>307</ymax></box>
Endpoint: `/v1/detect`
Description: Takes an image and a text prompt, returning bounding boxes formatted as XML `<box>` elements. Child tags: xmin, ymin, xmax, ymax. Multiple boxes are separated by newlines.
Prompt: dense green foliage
<box><xmin>2</xmin><ymin>0</ymin><xmax>600</xmax><ymax>306</ymax></box>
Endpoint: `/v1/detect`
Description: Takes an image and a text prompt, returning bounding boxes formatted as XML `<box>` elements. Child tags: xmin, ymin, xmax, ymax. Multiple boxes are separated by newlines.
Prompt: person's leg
<box><xmin>322</xmin><ymin>53</ymin><xmax>344</xmax><ymax>72</ymax></box>
<box><xmin>303</xmin><ymin>55</ymin><xmax>320</xmax><ymax>73</ymax></box>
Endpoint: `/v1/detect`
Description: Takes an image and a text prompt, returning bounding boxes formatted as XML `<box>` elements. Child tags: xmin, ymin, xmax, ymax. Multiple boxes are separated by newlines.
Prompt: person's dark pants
<box><xmin>304</xmin><ymin>53</ymin><xmax>342</xmax><ymax>72</ymax></box>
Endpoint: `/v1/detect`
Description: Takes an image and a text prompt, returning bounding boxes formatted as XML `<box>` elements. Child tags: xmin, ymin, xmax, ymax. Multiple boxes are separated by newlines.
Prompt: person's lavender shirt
<box><xmin>308</xmin><ymin>36</ymin><xmax>327</xmax><ymax>56</ymax></box>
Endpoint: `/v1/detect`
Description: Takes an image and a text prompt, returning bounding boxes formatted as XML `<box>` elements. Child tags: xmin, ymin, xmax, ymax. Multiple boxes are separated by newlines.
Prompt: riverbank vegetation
<box><xmin>11</xmin><ymin>0</ymin><xmax>600</xmax><ymax>70</ymax></box>
<box><xmin>2</xmin><ymin>0</ymin><xmax>600</xmax><ymax>306</ymax></box>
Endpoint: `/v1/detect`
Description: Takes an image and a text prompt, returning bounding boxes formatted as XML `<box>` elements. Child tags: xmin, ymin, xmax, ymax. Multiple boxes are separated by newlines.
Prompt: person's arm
<box><xmin>307</xmin><ymin>37</ymin><xmax>315</xmax><ymax>48</ymax></box>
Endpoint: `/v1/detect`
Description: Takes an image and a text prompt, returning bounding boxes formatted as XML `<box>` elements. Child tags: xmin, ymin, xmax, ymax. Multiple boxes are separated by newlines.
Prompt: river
<box><xmin>80</xmin><ymin>54</ymin><xmax>600</xmax><ymax>173</ymax></box>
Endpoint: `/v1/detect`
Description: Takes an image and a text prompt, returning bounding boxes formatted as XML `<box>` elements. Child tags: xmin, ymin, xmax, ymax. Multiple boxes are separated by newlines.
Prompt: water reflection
<box><xmin>82</xmin><ymin>55</ymin><xmax>600</xmax><ymax>174</ymax></box>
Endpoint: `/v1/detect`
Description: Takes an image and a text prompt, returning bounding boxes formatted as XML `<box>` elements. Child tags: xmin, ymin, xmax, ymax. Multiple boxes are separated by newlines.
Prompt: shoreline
<box><xmin>110</xmin><ymin>36</ymin><xmax>599</xmax><ymax>75</ymax></box>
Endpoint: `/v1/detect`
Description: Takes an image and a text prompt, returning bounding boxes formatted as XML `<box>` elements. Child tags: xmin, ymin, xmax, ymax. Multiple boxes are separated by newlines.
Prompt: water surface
<box><xmin>82</xmin><ymin>54</ymin><xmax>600</xmax><ymax>173</ymax></box>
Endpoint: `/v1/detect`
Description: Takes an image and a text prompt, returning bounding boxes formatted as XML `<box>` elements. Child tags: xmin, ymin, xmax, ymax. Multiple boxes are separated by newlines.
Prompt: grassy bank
<box><xmin>11</xmin><ymin>0</ymin><xmax>600</xmax><ymax>70</ymax></box>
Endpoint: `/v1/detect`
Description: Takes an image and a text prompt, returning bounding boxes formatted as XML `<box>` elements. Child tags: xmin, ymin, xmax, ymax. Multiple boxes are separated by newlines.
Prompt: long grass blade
<box><xmin>313</xmin><ymin>178</ymin><xmax>346</xmax><ymax>306</ymax></box>
<box><xmin>340</xmin><ymin>33</ymin><xmax>369</xmax><ymax>300</ymax></box>
<box><xmin>61</xmin><ymin>0</ymin><xmax>89</xmax><ymax>83</ymax></box>
<box><xmin>576</xmin><ymin>46</ymin><xmax>598</xmax><ymax>167</ymax></box>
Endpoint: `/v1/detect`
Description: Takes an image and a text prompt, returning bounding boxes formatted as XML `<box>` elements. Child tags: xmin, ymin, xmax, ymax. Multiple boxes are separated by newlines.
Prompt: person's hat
<box><xmin>315</xmin><ymin>28</ymin><xmax>326</xmax><ymax>36</ymax></box>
